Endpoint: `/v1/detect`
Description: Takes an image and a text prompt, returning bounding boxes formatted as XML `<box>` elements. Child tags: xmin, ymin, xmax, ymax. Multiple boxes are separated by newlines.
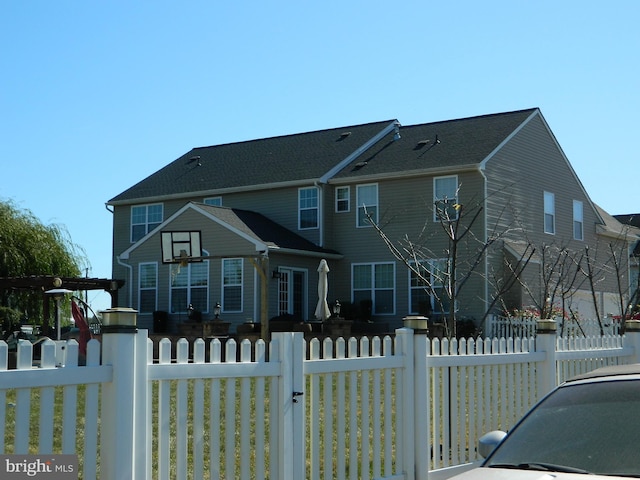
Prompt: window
<box><xmin>170</xmin><ymin>261</ymin><xmax>209</xmax><ymax>314</ymax></box>
<box><xmin>544</xmin><ymin>191</ymin><xmax>555</xmax><ymax>234</ymax></box>
<box><xmin>138</xmin><ymin>263</ymin><xmax>157</xmax><ymax>313</ymax></box>
<box><xmin>356</xmin><ymin>184</ymin><xmax>378</xmax><ymax>227</ymax></box>
<box><xmin>409</xmin><ymin>259</ymin><xmax>450</xmax><ymax>315</ymax></box>
<box><xmin>131</xmin><ymin>204</ymin><xmax>163</xmax><ymax>242</ymax></box>
<box><xmin>299</xmin><ymin>187</ymin><xmax>319</xmax><ymax>229</ymax></box>
<box><xmin>204</xmin><ymin>197</ymin><xmax>222</xmax><ymax>206</ymax></box>
<box><xmin>434</xmin><ymin>176</ymin><xmax>459</xmax><ymax>221</ymax></box>
<box><xmin>335</xmin><ymin>186</ymin><xmax>350</xmax><ymax>212</ymax></box>
<box><xmin>277</xmin><ymin>268</ymin><xmax>307</xmax><ymax>319</ymax></box>
<box><xmin>352</xmin><ymin>262</ymin><xmax>395</xmax><ymax>315</ymax></box>
<box><xmin>222</xmin><ymin>258</ymin><xmax>243</xmax><ymax>312</ymax></box>
<box><xmin>573</xmin><ymin>200</ymin><xmax>584</xmax><ymax>240</ymax></box>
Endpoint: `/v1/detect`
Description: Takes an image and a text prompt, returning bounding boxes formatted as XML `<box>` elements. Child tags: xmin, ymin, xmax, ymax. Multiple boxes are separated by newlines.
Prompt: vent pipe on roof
<box><xmin>393</xmin><ymin>125</ymin><xmax>401</xmax><ymax>141</ymax></box>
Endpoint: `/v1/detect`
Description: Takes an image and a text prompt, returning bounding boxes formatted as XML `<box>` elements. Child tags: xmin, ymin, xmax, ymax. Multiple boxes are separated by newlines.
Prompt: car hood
<box><xmin>449</xmin><ymin>467</ymin><xmax>633</xmax><ymax>480</ymax></box>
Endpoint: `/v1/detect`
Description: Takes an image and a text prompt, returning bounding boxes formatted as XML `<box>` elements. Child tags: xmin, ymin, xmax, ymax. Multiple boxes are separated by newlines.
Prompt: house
<box><xmin>108</xmin><ymin>108</ymin><xmax>639</xmax><ymax>334</ymax></box>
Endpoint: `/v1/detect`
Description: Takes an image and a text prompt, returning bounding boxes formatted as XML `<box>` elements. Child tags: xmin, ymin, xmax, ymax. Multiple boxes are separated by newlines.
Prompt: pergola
<box><xmin>0</xmin><ymin>275</ymin><xmax>125</xmax><ymax>334</ymax></box>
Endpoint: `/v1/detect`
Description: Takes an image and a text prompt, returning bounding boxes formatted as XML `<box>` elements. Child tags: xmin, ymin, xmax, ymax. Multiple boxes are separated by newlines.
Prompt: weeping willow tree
<box><xmin>0</xmin><ymin>199</ymin><xmax>86</xmax><ymax>323</ymax></box>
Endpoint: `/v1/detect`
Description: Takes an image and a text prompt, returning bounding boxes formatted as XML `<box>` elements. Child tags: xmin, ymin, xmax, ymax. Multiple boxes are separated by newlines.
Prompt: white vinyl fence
<box><xmin>2</xmin><ymin>319</ymin><xmax>640</xmax><ymax>480</ymax></box>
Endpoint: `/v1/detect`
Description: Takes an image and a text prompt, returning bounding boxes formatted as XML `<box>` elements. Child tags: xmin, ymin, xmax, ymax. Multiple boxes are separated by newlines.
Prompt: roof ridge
<box><xmin>191</xmin><ymin>119</ymin><xmax>398</xmax><ymax>150</ymax></box>
<box><xmin>401</xmin><ymin>107</ymin><xmax>539</xmax><ymax>129</ymax></box>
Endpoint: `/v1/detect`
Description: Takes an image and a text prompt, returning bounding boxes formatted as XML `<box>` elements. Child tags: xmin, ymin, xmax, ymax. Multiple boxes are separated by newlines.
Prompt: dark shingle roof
<box><xmin>109</xmin><ymin>109</ymin><xmax>539</xmax><ymax>204</ymax></box>
<box><xmin>109</xmin><ymin>120</ymin><xmax>395</xmax><ymax>203</ymax></box>
<box><xmin>331</xmin><ymin>108</ymin><xmax>538</xmax><ymax>179</ymax></box>
<box><xmin>195</xmin><ymin>203</ymin><xmax>340</xmax><ymax>256</ymax></box>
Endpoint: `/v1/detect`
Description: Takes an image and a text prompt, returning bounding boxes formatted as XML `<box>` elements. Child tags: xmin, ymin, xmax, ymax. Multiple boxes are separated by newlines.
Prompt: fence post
<box><xmin>274</xmin><ymin>331</ymin><xmax>305</xmax><ymax>480</ymax></box>
<box><xmin>624</xmin><ymin>320</ymin><xmax>640</xmax><ymax>363</ymax></box>
<box><xmin>396</xmin><ymin>328</ymin><xmax>416</xmax><ymax>480</ymax></box>
<box><xmin>413</xmin><ymin>329</ymin><xmax>430</xmax><ymax>479</ymax></box>
<box><xmin>99</xmin><ymin>309</ymin><xmax>147</xmax><ymax>480</ymax></box>
<box><xmin>535</xmin><ymin>319</ymin><xmax>557</xmax><ymax>399</ymax></box>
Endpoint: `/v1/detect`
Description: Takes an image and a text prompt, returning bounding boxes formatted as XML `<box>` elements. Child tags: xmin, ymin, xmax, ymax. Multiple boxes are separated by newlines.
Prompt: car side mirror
<box><xmin>478</xmin><ymin>430</ymin><xmax>507</xmax><ymax>458</ymax></box>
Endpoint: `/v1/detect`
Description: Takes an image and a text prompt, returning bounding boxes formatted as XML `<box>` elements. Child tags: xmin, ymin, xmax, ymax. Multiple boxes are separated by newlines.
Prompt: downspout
<box><xmin>116</xmin><ymin>255</ymin><xmax>133</xmax><ymax>308</ymax></box>
<box><xmin>478</xmin><ymin>164</ymin><xmax>490</xmax><ymax>325</ymax></box>
<box><xmin>314</xmin><ymin>180</ymin><xmax>325</xmax><ymax>247</ymax></box>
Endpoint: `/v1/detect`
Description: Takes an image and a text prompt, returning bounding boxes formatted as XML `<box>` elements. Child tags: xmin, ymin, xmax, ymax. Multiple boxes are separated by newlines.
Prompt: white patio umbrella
<box><xmin>314</xmin><ymin>259</ymin><xmax>331</xmax><ymax>321</ymax></box>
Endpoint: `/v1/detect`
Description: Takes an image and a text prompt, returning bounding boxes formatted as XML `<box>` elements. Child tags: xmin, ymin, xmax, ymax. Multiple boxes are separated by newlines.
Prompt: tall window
<box><xmin>138</xmin><ymin>262</ymin><xmax>157</xmax><ymax>313</ymax></box>
<box><xmin>222</xmin><ymin>258</ymin><xmax>243</xmax><ymax>312</ymax></box>
<box><xmin>335</xmin><ymin>186</ymin><xmax>350</xmax><ymax>212</ymax></box>
<box><xmin>409</xmin><ymin>259</ymin><xmax>450</xmax><ymax>315</ymax></box>
<box><xmin>356</xmin><ymin>184</ymin><xmax>378</xmax><ymax>227</ymax></box>
<box><xmin>544</xmin><ymin>191</ymin><xmax>555</xmax><ymax>234</ymax></box>
<box><xmin>204</xmin><ymin>197</ymin><xmax>222</xmax><ymax>206</ymax></box>
<box><xmin>573</xmin><ymin>200</ymin><xmax>584</xmax><ymax>240</ymax></box>
<box><xmin>352</xmin><ymin>262</ymin><xmax>395</xmax><ymax>315</ymax></box>
<box><xmin>299</xmin><ymin>187</ymin><xmax>319</xmax><ymax>229</ymax></box>
<box><xmin>434</xmin><ymin>176</ymin><xmax>459</xmax><ymax>221</ymax></box>
<box><xmin>131</xmin><ymin>204</ymin><xmax>163</xmax><ymax>242</ymax></box>
<box><xmin>170</xmin><ymin>261</ymin><xmax>209</xmax><ymax>313</ymax></box>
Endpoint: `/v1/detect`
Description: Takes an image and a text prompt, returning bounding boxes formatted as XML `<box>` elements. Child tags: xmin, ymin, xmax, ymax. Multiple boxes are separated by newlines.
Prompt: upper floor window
<box><xmin>434</xmin><ymin>176</ymin><xmax>459</xmax><ymax>222</ymax></box>
<box><xmin>336</xmin><ymin>186</ymin><xmax>350</xmax><ymax>213</ymax></box>
<box><xmin>299</xmin><ymin>187</ymin><xmax>319</xmax><ymax>230</ymax></box>
<box><xmin>222</xmin><ymin>258</ymin><xmax>243</xmax><ymax>312</ymax></box>
<box><xmin>170</xmin><ymin>261</ymin><xmax>209</xmax><ymax>314</ymax></box>
<box><xmin>544</xmin><ymin>191</ymin><xmax>555</xmax><ymax>234</ymax></box>
<box><xmin>131</xmin><ymin>204</ymin><xmax>163</xmax><ymax>243</ymax></box>
<box><xmin>356</xmin><ymin>184</ymin><xmax>378</xmax><ymax>227</ymax></box>
<box><xmin>352</xmin><ymin>262</ymin><xmax>395</xmax><ymax>315</ymax></box>
<box><xmin>138</xmin><ymin>262</ymin><xmax>157</xmax><ymax>314</ymax></box>
<box><xmin>573</xmin><ymin>200</ymin><xmax>584</xmax><ymax>241</ymax></box>
<box><xmin>204</xmin><ymin>197</ymin><xmax>222</xmax><ymax>206</ymax></box>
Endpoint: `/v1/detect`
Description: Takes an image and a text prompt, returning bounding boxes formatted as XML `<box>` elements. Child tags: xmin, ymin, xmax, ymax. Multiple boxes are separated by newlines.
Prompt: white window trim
<box><xmin>573</xmin><ymin>199</ymin><xmax>584</xmax><ymax>241</ymax></box>
<box><xmin>351</xmin><ymin>261</ymin><xmax>395</xmax><ymax>315</ymax></box>
<box><xmin>356</xmin><ymin>183</ymin><xmax>378</xmax><ymax>228</ymax></box>
<box><xmin>298</xmin><ymin>186</ymin><xmax>319</xmax><ymax>230</ymax></box>
<box><xmin>130</xmin><ymin>203</ymin><xmax>163</xmax><ymax>243</ymax></box>
<box><xmin>335</xmin><ymin>186</ymin><xmax>350</xmax><ymax>213</ymax></box>
<box><xmin>222</xmin><ymin>257</ymin><xmax>243</xmax><ymax>313</ymax></box>
<box><xmin>169</xmin><ymin>260</ymin><xmax>210</xmax><ymax>314</ymax></box>
<box><xmin>433</xmin><ymin>175</ymin><xmax>459</xmax><ymax>222</ymax></box>
<box><xmin>138</xmin><ymin>262</ymin><xmax>158</xmax><ymax>314</ymax></box>
<box><xmin>408</xmin><ymin>259</ymin><xmax>450</xmax><ymax>315</ymax></box>
<box><xmin>544</xmin><ymin>191</ymin><xmax>555</xmax><ymax>235</ymax></box>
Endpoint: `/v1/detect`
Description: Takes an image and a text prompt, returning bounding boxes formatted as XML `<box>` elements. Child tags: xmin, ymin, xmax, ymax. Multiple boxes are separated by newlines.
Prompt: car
<box><xmin>449</xmin><ymin>363</ymin><xmax>640</xmax><ymax>479</ymax></box>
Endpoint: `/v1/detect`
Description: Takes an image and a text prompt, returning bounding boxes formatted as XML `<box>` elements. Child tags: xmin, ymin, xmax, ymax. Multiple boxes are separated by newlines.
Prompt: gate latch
<box><xmin>292</xmin><ymin>391</ymin><xmax>304</xmax><ymax>403</ymax></box>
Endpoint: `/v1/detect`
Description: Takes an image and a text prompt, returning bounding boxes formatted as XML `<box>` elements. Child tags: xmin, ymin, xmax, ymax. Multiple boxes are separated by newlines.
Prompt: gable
<box><xmin>119</xmin><ymin>202</ymin><xmax>341</xmax><ymax>261</ymax></box>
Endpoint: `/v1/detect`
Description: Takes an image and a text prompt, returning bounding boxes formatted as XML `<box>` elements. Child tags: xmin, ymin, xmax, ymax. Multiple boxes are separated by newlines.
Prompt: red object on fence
<box><xmin>72</xmin><ymin>300</ymin><xmax>91</xmax><ymax>357</ymax></box>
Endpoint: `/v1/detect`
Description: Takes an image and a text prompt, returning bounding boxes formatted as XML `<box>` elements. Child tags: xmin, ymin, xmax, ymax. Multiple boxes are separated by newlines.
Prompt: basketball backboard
<box><xmin>161</xmin><ymin>231</ymin><xmax>202</xmax><ymax>264</ymax></box>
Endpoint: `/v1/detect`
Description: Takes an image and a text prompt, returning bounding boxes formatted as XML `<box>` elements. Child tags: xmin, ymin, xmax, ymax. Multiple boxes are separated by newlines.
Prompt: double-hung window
<box><xmin>336</xmin><ymin>186</ymin><xmax>350</xmax><ymax>212</ymax></box>
<box><xmin>222</xmin><ymin>258</ymin><xmax>243</xmax><ymax>312</ymax></box>
<box><xmin>573</xmin><ymin>200</ymin><xmax>584</xmax><ymax>240</ymax></box>
<box><xmin>299</xmin><ymin>187</ymin><xmax>319</xmax><ymax>229</ymax></box>
<box><xmin>170</xmin><ymin>261</ymin><xmax>209</xmax><ymax>314</ymax></box>
<box><xmin>544</xmin><ymin>191</ymin><xmax>555</xmax><ymax>234</ymax></box>
<box><xmin>131</xmin><ymin>204</ymin><xmax>163</xmax><ymax>242</ymax></box>
<box><xmin>434</xmin><ymin>176</ymin><xmax>459</xmax><ymax>221</ymax></box>
<box><xmin>356</xmin><ymin>184</ymin><xmax>378</xmax><ymax>227</ymax></box>
<box><xmin>138</xmin><ymin>262</ymin><xmax>157</xmax><ymax>313</ymax></box>
<box><xmin>409</xmin><ymin>259</ymin><xmax>450</xmax><ymax>315</ymax></box>
<box><xmin>352</xmin><ymin>262</ymin><xmax>395</xmax><ymax>315</ymax></box>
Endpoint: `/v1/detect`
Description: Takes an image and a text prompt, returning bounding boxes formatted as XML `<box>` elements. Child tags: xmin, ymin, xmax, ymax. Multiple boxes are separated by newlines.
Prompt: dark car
<box><xmin>450</xmin><ymin>364</ymin><xmax>640</xmax><ymax>479</ymax></box>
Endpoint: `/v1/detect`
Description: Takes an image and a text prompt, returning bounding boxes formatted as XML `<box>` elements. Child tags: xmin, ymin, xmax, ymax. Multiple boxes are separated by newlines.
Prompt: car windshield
<box><xmin>484</xmin><ymin>379</ymin><xmax>640</xmax><ymax>477</ymax></box>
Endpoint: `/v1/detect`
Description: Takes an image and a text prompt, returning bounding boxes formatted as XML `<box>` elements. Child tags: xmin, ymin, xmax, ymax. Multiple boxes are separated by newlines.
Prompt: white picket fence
<box><xmin>486</xmin><ymin>314</ymin><xmax>622</xmax><ymax>338</ymax></box>
<box><xmin>2</xmin><ymin>320</ymin><xmax>640</xmax><ymax>480</ymax></box>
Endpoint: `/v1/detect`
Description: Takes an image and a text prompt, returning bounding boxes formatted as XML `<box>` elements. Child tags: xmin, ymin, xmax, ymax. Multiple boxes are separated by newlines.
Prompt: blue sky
<box><xmin>1</xmin><ymin>1</ymin><xmax>638</xmax><ymax>312</ymax></box>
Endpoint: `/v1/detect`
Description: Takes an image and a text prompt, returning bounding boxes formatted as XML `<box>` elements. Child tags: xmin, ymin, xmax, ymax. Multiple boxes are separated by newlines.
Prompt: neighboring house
<box><xmin>108</xmin><ymin>108</ymin><xmax>637</xmax><ymax>333</ymax></box>
<box><xmin>613</xmin><ymin>213</ymin><xmax>640</xmax><ymax>313</ymax></box>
